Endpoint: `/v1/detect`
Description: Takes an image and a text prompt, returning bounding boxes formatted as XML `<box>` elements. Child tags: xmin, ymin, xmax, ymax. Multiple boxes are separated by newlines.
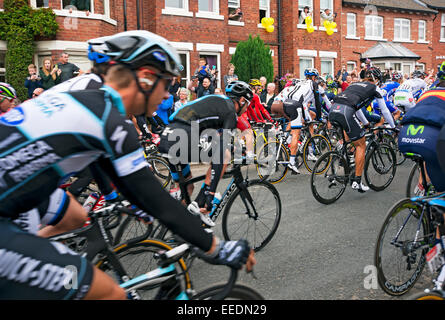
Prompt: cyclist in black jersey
<box><xmin>0</xmin><ymin>31</ymin><xmax>255</xmax><ymax>300</ymax></box>
<box><xmin>158</xmin><ymin>80</ymin><xmax>254</xmax><ymax>227</ymax></box>
<box><xmin>330</xmin><ymin>67</ymin><xmax>396</xmax><ymax>192</ymax></box>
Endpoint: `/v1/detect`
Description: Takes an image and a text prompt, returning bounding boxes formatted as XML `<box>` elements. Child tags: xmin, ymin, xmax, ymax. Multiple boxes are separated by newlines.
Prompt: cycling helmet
<box><xmin>87</xmin><ymin>30</ymin><xmax>181</xmax><ymax>76</ymax></box>
<box><xmin>364</xmin><ymin>67</ymin><xmax>382</xmax><ymax>83</ymax></box>
<box><xmin>249</xmin><ymin>79</ymin><xmax>262</xmax><ymax>87</ymax></box>
<box><xmin>0</xmin><ymin>82</ymin><xmax>17</xmax><ymax>99</ymax></box>
<box><xmin>391</xmin><ymin>72</ymin><xmax>403</xmax><ymax>81</ymax></box>
<box><xmin>437</xmin><ymin>61</ymin><xmax>445</xmax><ymax>81</ymax></box>
<box><xmin>225</xmin><ymin>80</ymin><xmax>254</xmax><ymax>101</ymax></box>
<box><xmin>412</xmin><ymin>70</ymin><xmax>424</xmax><ymax>79</ymax></box>
<box><xmin>315</xmin><ymin>76</ymin><xmax>326</xmax><ymax>86</ymax></box>
<box><xmin>304</xmin><ymin>68</ymin><xmax>319</xmax><ymax>78</ymax></box>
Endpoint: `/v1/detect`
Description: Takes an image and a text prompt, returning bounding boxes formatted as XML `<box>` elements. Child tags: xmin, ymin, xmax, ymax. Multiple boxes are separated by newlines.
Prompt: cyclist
<box><xmin>393</xmin><ymin>70</ymin><xmax>427</xmax><ymax>112</ymax></box>
<box><xmin>329</xmin><ymin>67</ymin><xmax>396</xmax><ymax>192</ymax></box>
<box><xmin>0</xmin><ymin>31</ymin><xmax>255</xmax><ymax>300</ymax></box>
<box><xmin>248</xmin><ymin>79</ymin><xmax>275</xmax><ymax>124</ymax></box>
<box><xmin>159</xmin><ymin>80</ymin><xmax>254</xmax><ymax>227</ymax></box>
<box><xmin>0</xmin><ymin>82</ymin><xmax>17</xmax><ymax>114</ymax></box>
<box><xmin>399</xmin><ymin>62</ymin><xmax>445</xmax><ymax>194</ymax></box>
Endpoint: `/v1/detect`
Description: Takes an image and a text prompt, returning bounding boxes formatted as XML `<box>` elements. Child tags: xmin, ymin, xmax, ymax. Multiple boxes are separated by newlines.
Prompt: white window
<box><xmin>418</xmin><ymin>20</ymin><xmax>426</xmax><ymax>42</ymax></box>
<box><xmin>441</xmin><ymin>14</ymin><xmax>445</xmax><ymax>40</ymax></box>
<box><xmin>347</xmin><ymin>13</ymin><xmax>356</xmax><ymax>37</ymax></box>
<box><xmin>365</xmin><ymin>15</ymin><xmax>383</xmax><ymax>39</ymax></box>
<box><xmin>299</xmin><ymin>57</ymin><xmax>314</xmax><ymax>79</ymax></box>
<box><xmin>298</xmin><ymin>0</ymin><xmax>313</xmax><ymax>25</ymax></box>
<box><xmin>177</xmin><ymin>52</ymin><xmax>190</xmax><ymax>87</ymax></box>
<box><xmin>320</xmin><ymin>59</ymin><xmax>334</xmax><ymax>78</ymax></box>
<box><xmin>403</xmin><ymin>64</ymin><xmax>412</xmax><ymax>77</ymax></box>
<box><xmin>390</xmin><ymin>63</ymin><xmax>401</xmax><ymax>71</ymax></box>
<box><xmin>35</xmin><ymin>0</ymin><xmax>49</xmax><ymax>7</ymax></box>
<box><xmin>199</xmin><ymin>0</ymin><xmax>218</xmax><ymax>13</ymax></box>
<box><xmin>165</xmin><ymin>0</ymin><xmax>186</xmax><ymax>9</ymax></box>
<box><xmin>228</xmin><ymin>0</ymin><xmax>242</xmax><ymax>22</ymax></box>
<box><xmin>346</xmin><ymin>61</ymin><xmax>356</xmax><ymax>73</ymax></box>
<box><xmin>61</xmin><ymin>0</ymin><xmax>93</xmax><ymax>13</ymax></box>
<box><xmin>394</xmin><ymin>18</ymin><xmax>411</xmax><ymax>41</ymax></box>
<box><xmin>259</xmin><ymin>0</ymin><xmax>270</xmax><ymax>23</ymax></box>
<box><xmin>320</xmin><ymin>0</ymin><xmax>333</xmax><ymax>12</ymax></box>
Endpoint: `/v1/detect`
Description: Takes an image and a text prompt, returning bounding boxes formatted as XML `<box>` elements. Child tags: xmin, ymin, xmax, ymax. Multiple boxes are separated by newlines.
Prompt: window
<box><xmin>298</xmin><ymin>0</ymin><xmax>312</xmax><ymax>25</ymax></box>
<box><xmin>346</xmin><ymin>61</ymin><xmax>356</xmax><ymax>73</ymax></box>
<box><xmin>365</xmin><ymin>15</ymin><xmax>383</xmax><ymax>39</ymax></box>
<box><xmin>165</xmin><ymin>0</ymin><xmax>186</xmax><ymax>9</ymax></box>
<box><xmin>418</xmin><ymin>20</ymin><xmax>426</xmax><ymax>42</ymax></box>
<box><xmin>259</xmin><ymin>0</ymin><xmax>270</xmax><ymax>23</ymax></box>
<box><xmin>35</xmin><ymin>0</ymin><xmax>49</xmax><ymax>7</ymax></box>
<box><xmin>320</xmin><ymin>0</ymin><xmax>333</xmax><ymax>11</ymax></box>
<box><xmin>320</xmin><ymin>59</ymin><xmax>334</xmax><ymax>78</ymax></box>
<box><xmin>62</xmin><ymin>0</ymin><xmax>93</xmax><ymax>12</ymax></box>
<box><xmin>299</xmin><ymin>57</ymin><xmax>314</xmax><ymax>79</ymax></box>
<box><xmin>0</xmin><ymin>52</ymin><xmax>5</xmax><ymax>83</ymax></box>
<box><xmin>403</xmin><ymin>64</ymin><xmax>412</xmax><ymax>77</ymax></box>
<box><xmin>390</xmin><ymin>63</ymin><xmax>401</xmax><ymax>71</ymax></box>
<box><xmin>441</xmin><ymin>14</ymin><xmax>445</xmax><ymax>40</ymax></box>
<box><xmin>416</xmin><ymin>63</ymin><xmax>426</xmax><ymax>72</ymax></box>
<box><xmin>199</xmin><ymin>0</ymin><xmax>217</xmax><ymax>13</ymax></box>
<box><xmin>347</xmin><ymin>13</ymin><xmax>356</xmax><ymax>37</ymax></box>
<box><xmin>228</xmin><ymin>0</ymin><xmax>242</xmax><ymax>21</ymax></box>
<box><xmin>178</xmin><ymin>52</ymin><xmax>189</xmax><ymax>87</ymax></box>
<box><xmin>394</xmin><ymin>18</ymin><xmax>411</xmax><ymax>41</ymax></box>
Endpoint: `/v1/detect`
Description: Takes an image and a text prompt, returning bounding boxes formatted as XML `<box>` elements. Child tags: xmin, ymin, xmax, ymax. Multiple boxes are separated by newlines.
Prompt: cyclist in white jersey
<box><xmin>393</xmin><ymin>70</ymin><xmax>427</xmax><ymax>112</ymax></box>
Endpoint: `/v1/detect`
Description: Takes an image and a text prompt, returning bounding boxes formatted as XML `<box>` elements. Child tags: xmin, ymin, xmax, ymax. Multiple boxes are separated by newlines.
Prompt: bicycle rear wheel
<box><xmin>112</xmin><ymin>215</ymin><xmax>153</xmax><ymax>245</ymax></box>
<box><xmin>147</xmin><ymin>156</ymin><xmax>172</xmax><ymax>189</ymax></box>
<box><xmin>221</xmin><ymin>180</ymin><xmax>281</xmax><ymax>252</ymax></box>
<box><xmin>310</xmin><ymin>151</ymin><xmax>349</xmax><ymax>205</ymax></box>
<box><xmin>192</xmin><ymin>283</ymin><xmax>264</xmax><ymax>300</ymax></box>
<box><xmin>408</xmin><ymin>290</ymin><xmax>445</xmax><ymax>300</ymax></box>
<box><xmin>374</xmin><ymin>198</ymin><xmax>431</xmax><ymax>296</ymax></box>
<box><xmin>256</xmin><ymin>140</ymin><xmax>289</xmax><ymax>184</ymax></box>
<box><xmin>303</xmin><ymin>134</ymin><xmax>331</xmax><ymax>173</ymax></box>
<box><xmin>364</xmin><ymin>143</ymin><xmax>397</xmax><ymax>191</ymax></box>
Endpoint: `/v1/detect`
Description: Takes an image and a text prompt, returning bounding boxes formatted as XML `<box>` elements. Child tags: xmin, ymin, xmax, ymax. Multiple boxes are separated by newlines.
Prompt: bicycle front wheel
<box><xmin>256</xmin><ymin>140</ymin><xmax>289</xmax><ymax>184</ymax></box>
<box><xmin>147</xmin><ymin>156</ymin><xmax>172</xmax><ymax>189</ymax></box>
<box><xmin>408</xmin><ymin>290</ymin><xmax>445</xmax><ymax>300</ymax></box>
<box><xmin>221</xmin><ymin>180</ymin><xmax>281</xmax><ymax>252</ymax></box>
<box><xmin>364</xmin><ymin>143</ymin><xmax>397</xmax><ymax>191</ymax></box>
<box><xmin>303</xmin><ymin>134</ymin><xmax>331</xmax><ymax>173</ymax></box>
<box><xmin>193</xmin><ymin>283</ymin><xmax>264</xmax><ymax>300</ymax></box>
<box><xmin>310</xmin><ymin>151</ymin><xmax>349</xmax><ymax>205</ymax></box>
<box><xmin>374</xmin><ymin>198</ymin><xmax>431</xmax><ymax>296</ymax></box>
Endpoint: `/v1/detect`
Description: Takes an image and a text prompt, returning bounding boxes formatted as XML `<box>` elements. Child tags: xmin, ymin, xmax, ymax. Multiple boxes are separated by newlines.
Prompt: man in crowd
<box><xmin>57</xmin><ymin>52</ymin><xmax>83</xmax><ymax>83</ymax></box>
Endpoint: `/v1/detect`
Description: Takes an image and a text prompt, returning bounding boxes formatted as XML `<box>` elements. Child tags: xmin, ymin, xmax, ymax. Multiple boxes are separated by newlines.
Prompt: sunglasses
<box><xmin>139</xmin><ymin>67</ymin><xmax>173</xmax><ymax>91</ymax></box>
<box><xmin>0</xmin><ymin>96</ymin><xmax>13</xmax><ymax>104</ymax></box>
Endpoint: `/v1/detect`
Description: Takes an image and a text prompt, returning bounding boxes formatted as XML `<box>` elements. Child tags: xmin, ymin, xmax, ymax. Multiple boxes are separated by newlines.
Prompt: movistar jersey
<box><xmin>0</xmin><ymin>87</ymin><xmax>212</xmax><ymax>251</ymax></box>
<box><xmin>401</xmin><ymin>88</ymin><xmax>445</xmax><ymax>128</ymax></box>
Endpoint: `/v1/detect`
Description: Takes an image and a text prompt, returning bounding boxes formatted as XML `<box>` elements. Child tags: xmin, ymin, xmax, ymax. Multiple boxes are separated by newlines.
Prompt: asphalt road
<box><xmin>185</xmin><ymin>161</ymin><xmax>434</xmax><ymax>300</ymax></box>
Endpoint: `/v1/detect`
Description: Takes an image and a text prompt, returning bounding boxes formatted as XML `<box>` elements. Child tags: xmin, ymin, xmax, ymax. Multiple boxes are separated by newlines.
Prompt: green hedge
<box><xmin>0</xmin><ymin>0</ymin><xmax>58</xmax><ymax>101</ymax></box>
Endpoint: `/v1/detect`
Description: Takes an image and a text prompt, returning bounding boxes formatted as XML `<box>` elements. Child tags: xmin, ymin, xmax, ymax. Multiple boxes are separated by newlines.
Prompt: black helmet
<box><xmin>87</xmin><ymin>30</ymin><xmax>181</xmax><ymax>76</ymax></box>
<box><xmin>225</xmin><ymin>80</ymin><xmax>254</xmax><ymax>101</ymax></box>
<box><xmin>412</xmin><ymin>70</ymin><xmax>424</xmax><ymax>79</ymax></box>
<box><xmin>364</xmin><ymin>67</ymin><xmax>382</xmax><ymax>83</ymax></box>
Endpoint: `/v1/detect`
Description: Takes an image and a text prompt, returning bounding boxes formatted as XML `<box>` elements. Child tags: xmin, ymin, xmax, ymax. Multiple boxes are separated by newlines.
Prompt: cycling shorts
<box><xmin>329</xmin><ymin>103</ymin><xmax>365</xmax><ymax>141</ymax></box>
<box><xmin>283</xmin><ymin>99</ymin><xmax>307</xmax><ymax>129</ymax></box>
<box><xmin>13</xmin><ymin>188</ymin><xmax>70</xmax><ymax>235</ymax></box>
<box><xmin>398</xmin><ymin>123</ymin><xmax>445</xmax><ymax>192</ymax></box>
<box><xmin>0</xmin><ymin>218</ymin><xmax>94</xmax><ymax>300</ymax></box>
<box><xmin>236</xmin><ymin>113</ymin><xmax>251</xmax><ymax>132</ymax></box>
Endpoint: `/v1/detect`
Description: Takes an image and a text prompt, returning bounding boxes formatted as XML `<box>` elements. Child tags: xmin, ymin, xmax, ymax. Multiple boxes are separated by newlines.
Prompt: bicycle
<box><xmin>310</xmin><ymin>124</ymin><xmax>397</xmax><ymax>204</ymax></box>
<box><xmin>140</xmin><ymin>136</ymin><xmax>172</xmax><ymax>189</ymax></box>
<box><xmin>154</xmin><ymin>160</ymin><xmax>282</xmax><ymax>252</ymax></box>
<box><xmin>405</xmin><ymin>153</ymin><xmax>436</xmax><ymax>198</ymax></box>
<box><xmin>375</xmin><ymin>192</ymin><xmax>445</xmax><ymax>296</ymax></box>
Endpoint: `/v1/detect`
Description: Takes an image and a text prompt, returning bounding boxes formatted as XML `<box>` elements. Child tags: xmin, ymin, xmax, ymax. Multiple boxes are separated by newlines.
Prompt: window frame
<box><xmin>346</xmin><ymin>13</ymin><xmax>356</xmax><ymax>37</ymax></box>
<box><xmin>196</xmin><ymin>0</ymin><xmax>224</xmax><ymax>19</ymax></box>
<box><xmin>441</xmin><ymin>14</ymin><xmax>445</xmax><ymax>41</ymax></box>
<box><xmin>320</xmin><ymin>58</ymin><xmax>334</xmax><ymax>78</ymax></box>
<box><xmin>165</xmin><ymin>0</ymin><xmax>187</xmax><ymax>10</ymax></box>
<box><xmin>365</xmin><ymin>15</ymin><xmax>384</xmax><ymax>40</ymax></box>
<box><xmin>418</xmin><ymin>20</ymin><xmax>426</xmax><ymax>42</ymax></box>
<box><xmin>394</xmin><ymin>18</ymin><xmax>411</xmax><ymax>42</ymax></box>
<box><xmin>258</xmin><ymin>0</ymin><xmax>271</xmax><ymax>26</ymax></box>
<box><xmin>299</xmin><ymin>57</ymin><xmax>314</xmax><ymax>80</ymax></box>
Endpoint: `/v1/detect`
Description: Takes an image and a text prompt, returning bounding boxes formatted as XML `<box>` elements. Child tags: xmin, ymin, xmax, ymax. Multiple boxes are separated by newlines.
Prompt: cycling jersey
<box><xmin>250</xmin><ymin>94</ymin><xmax>273</xmax><ymax>123</ymax></box>
<box><xmin>42</xmin><ymin>73</ymin><xmax>103</xmax><ymax>94</ymax></box>
<box><xmin>394</xmin><ymin>78</ymin><xmax>427</xmax><ymax>111</ymax></box>
<box><xmin>381</xmin><ymin>81</ymin><xmax>400</xmax><ymax>100</ymax></box>
<box><xmin>274</xmin><ymin>83</ymin><xmax>301</xmax><ymax>102</ymax></box>
<box><xmin>0</xmin><ymin>86</ymin><xmax>213</xmax><ymax>250</ymax></box>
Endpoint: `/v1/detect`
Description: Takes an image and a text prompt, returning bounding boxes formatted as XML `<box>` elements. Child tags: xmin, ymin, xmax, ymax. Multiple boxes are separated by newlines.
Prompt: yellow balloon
<box><xmin>266</xmin><ymin>25</ymin><xmax>275</xmax><ymax>33</ymax></box>
<box><xmin>261</xmin><ymin>17</ymin><xmax>268</xmax><ymax>27</ymax></box>
<box><xmin>331</xmin><ymin>22</ymin><xmax>337</xmax><ymax>29</ymax></box>
<box><xmin>307</xmin><ymin>26</ymin><xmax>315</xmax><ymax>33</ymax></box>
<box><xmin>305</xmin><ymin>16</ymin><xmax>312</xmax><ymax>25</ymax></box>
<box><xmin>326</xmin><ymin>28</ymin><xmax>334</xmax><ymax>36</ymax></box>
<box><xmin>323</xmin><ymin>20</ymin><xmax>330</xmax><ymax>28</ymax></box>
<box><xmin>269</xmin><ymin>18</ymin><xmax>274</xmax><ymax>25</ymax></box>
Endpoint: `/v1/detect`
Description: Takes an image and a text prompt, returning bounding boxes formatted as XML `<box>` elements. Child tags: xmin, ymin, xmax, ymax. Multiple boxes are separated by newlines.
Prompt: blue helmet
<box><xmin>87</xmin><ymin>30</ymin><xmax>181</xmax><ymax>76</ymax></box>
<box><xmin>304</xmin><ymin>68</ymin><xmax>319</xmax><ymax>78</ymax></box>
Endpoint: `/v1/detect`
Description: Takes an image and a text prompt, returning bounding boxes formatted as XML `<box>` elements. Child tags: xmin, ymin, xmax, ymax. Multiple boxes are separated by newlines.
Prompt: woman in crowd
<box><xmin>39</xmin><ymin>58</ymin><xmax>62</xmax><ymax>90</ymax></box>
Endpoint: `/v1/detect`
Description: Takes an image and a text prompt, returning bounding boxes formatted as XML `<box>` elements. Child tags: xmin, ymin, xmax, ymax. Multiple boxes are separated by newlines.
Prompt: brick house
<box><xmin>0</xmin><ymin>0</ymin><xmax>444</xmax><ymax>86</ymax></box>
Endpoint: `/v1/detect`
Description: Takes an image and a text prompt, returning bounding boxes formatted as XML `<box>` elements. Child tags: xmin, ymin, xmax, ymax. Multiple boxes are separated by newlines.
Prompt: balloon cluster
<box><xmin>261</xmin><ymin>17</ymin><xmax>275</xmax><ymax>33</ymax></box>
<box><xmin>305</xmin><ymin>16</ymin><xmax>315</xmax><ymax>33</ymax></box>
<box><xmin>323</xmin><ymin>20</ymin><xmax>337</xmax><ymax>36</ymax></box>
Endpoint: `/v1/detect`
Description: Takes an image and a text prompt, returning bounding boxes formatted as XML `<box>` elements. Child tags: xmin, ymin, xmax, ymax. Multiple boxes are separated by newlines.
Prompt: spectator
<box><xmin>39</xmin><ymin>58</ymin><xmax>61</xmax><ymax>90</ymax></box>
<box><xmin>336</xmin><ymin>65</ymin><xmax>349</xmax><ymax>82</ymax></box>
<box><xmin>68</xmin><ymin>0</ymin><xmax>90</xmax><ymax>15</ymax></box>
<box><xmin>259</xmin><ymin>76</ymin><xmax>267</xmax><ymax>92</ymax></box>
<box><xmin>193</xmin><ymin>57</ymin><xmax>216</xmax><ymax>87</ymax></box>
<box><xmin>173</xmin><ymin>88</ymin><xmax>189</xmax><ymax>112</ymax></box>
<box><xmin>359</xmin><ymin>60</ymin><xmax>372</xmax><ymax>79</ymax></box>
<box><xmin>188</xmin><ymin>76</ymin><xmax>215</xmax><ymax>98</ymax></box>
<box><xmin>156</xmin><ymin>94</ymin><xmax>174</xmax><ymax>125</ymax></box>
<box><xmin>299</xmin><ymin>6</ymin><xmax>312</xmax><ymax>24</ymax></box>
<box><xmin>223</xmin><ymin>63</ymin><xmax>238</xmax><ymax>91</ymax></box>
<box><xmin>228</xmin><ymin>7</ymin><xmax>243</xmax><ymax>21</ymax></box>
<box><xmin>32</xmin><ymin>87</ymin><xmax>44</xmax><ymax>98</ymax></box>
<box><xmin>169</xmin><ymin>75</ymin><xmax>182</xmax><ymax>102</ymax></box>
<box><xmin>214</xmin><ymin>88</ymin><xmax>223</xmax><ymax>95</ymax></box>
<box><xmin>321</xmin><ymin>8</ymin><xmax>336</xmax><ymax>24</ymax></box>
<box><xmin>341</xmin><ymin>75</ymin><xmax>352</xmax><ymax>91</ymax></box>
<box><xmin>24</xmin><ymin>63</ymin><xmax>42</xmax><ymax>99</ymax></box>
<box><xmin>260</xmin><ymin>82</ymin><xmax>277</xmax><ymax>113</ymax></box>
<box><xmin>57</xmin><ymin>52</ymin><xmax>82</xmax><ymax>83</ymax></box>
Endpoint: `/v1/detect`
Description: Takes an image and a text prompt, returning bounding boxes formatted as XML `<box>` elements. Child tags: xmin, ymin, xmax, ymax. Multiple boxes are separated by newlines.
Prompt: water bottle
<box><xmin>82</xmin><ymin>192</ymin><xmax>99</xmax><ymax>213</ymax></box>
<box><xmin>212</xmin><ymin>192</ymin><xmax>222</xmax><ymax>206</ymax></box>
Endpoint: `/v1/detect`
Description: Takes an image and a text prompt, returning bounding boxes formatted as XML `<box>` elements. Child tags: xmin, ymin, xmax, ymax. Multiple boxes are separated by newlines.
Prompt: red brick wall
<box><xmin>432</xmin><ymin>9</ymin><xmax>445</xmax><ymax>70</ymax></box>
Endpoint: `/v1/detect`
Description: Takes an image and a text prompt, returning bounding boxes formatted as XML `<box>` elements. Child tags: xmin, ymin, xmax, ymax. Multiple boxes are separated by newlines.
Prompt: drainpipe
<box><xmin>136</xmin><ymin>0</ymin><xmax>141</xmax><ymax>30</ymax></box>
<box><xmin>123</xmin><ymin>0</ymin><xmax>128</xmax><ymax>31</ymax></box>
<box><xmin>277</xmin><ymin>0</ymin><xmax>282</xmax><ymax>77</ymax></box>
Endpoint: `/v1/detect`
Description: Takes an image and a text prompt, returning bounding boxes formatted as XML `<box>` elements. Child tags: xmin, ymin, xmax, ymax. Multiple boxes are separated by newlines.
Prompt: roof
<box><xmin>420</xmin><ymin>0</ymin><xmax>445</xmax><ymax>10</ymax></box>
<box><xmin>342</xmin><ymin>0</ymin><xmax>438</xmax><ymax>14</ymax></box>
<box><xmin>362</xmin><ymin>42</ymin><xmax>421</xmax><ymax>60</ymax></box>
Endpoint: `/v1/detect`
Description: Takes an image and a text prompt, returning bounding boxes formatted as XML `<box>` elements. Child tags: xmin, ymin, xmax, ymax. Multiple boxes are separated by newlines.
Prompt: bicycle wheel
<box><xmin>303</xmin><ymin>134</ymin><xmax>331</xmax><ymax>173</ymax></box>
<box><xmin>96</xmin><ymin>239</ymin><xmax>192</xmax><ymax>300</ymax></box>
<box><xmin>406</xmin><ymin>162</ymin><xmax>421</xmax><ymax>198</ymax></box>
<box><xmin>374</xmin><ymin>198</ymin><xmax>431</xmax><ymax>296</ymax></box>
<box><xmin>408</xmin><ymin>290</ymin><xmax>445</xmax><ymax>300</ymax></box>
<box><xmin>192</xmin><ymin>283</ymin><xmax>264</xmax><ymax>300</ymax></box>
<box><xmin>310</xmin><ymin>151</ymin><xmax>349</xmax><ymax>205</ymax></box>
<box><xmin>112</xmin><ymin>214</ymin><xmax>153</xmax><ymax>245</ymax></box>
<box><xmin>364</xmin><ymin>143</ymin><xmax>397</xmax><ymax>191</ymax></box>
<box><xmin>147</xmin><ymin>156</ymin><xmax>172</xmax><ymax>189</ymax></box>
<box><xmin>221</xmin><ymin>180</ymin><xmax>281</xmax><ymax>252</ymax></box>
<box><xmin>255</xmin><ymin>140</ymin><xmax>289</xmax><ymax>184</ymax></box>
<box><xmin>382</xmin><ymin>133</ymin><xmax>405</xmax><ymax>166</ymax></box>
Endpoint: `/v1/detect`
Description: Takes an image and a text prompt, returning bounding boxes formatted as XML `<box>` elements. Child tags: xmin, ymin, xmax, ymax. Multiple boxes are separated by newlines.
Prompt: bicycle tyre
<box><xmin>406</xmin><ymin>162</ymin><xmax>421</xmax><ymax>198</ymax></box>
<box><xmin>382</xmin><ymin>133</ymin><xmax>405</xmax><ymax>166</ymax></box>
<box><xmin>303</xmin><ymin>134</ymin><xmax>331</xmax><ymax>174</ymax></box>
<box><xmin>374</xmin><ymin>198</ymin><xmax>431</xmax><ymax>296</ymax></box>
<box><xmin>192</xmin><ymin>283</ymin><xmax>265</xmax><ymax>300</ymax></box>
<box><xmin>113</xmin><ymin>214</ymin><xmax>153</xmax><ymax>245</ymax></box>
<box><xmin>221</xmin><ymin>180</ymin><xmax>281</xmax><ymax>252</ymax></box>
<box><xmin>364</xmin><ymin>143</ymin><xmax>397</xmax><ymax>191</ymax></box>
<box><xmin>310</xmin><ymin>151</ymin><xmax>349</xmax><ymax>205</ymax></box>
<box><xmin>96</xmin><ymin>239</ymin><xmax>192</xmax><ymax>300</ymax></box>
<box><xmin>147</xmin><ymin>156</ymin><xmax>172</xmax><ymax>189</ymax></box>
<box><xmin>408</xmin><ymin>290</ymin><xmax>445</xmax><ymax>300</ymax></box>
<box><xmin>255</xmin><ymin>140</ymin><xmax>289</xmax><ymax>184</ymax></box>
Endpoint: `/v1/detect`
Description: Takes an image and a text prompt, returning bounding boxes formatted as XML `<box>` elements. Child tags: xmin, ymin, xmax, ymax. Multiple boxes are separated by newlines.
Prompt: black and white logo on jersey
<box><xmin>110</xmin><ymin>126</ymin><xmax>128</xmax><ymax>154</ymax></box>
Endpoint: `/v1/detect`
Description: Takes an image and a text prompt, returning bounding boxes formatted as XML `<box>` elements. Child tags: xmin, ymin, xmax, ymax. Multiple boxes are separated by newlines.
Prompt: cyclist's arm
<box><xmin>356</xmin><ymin>108</ymin><xmax>369</xmax><ymax>126</ymax></box>
<box><xmin>376</xmin><ymin>97</ymin><xmax>395</xmax><ymax>128</ymax></box>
